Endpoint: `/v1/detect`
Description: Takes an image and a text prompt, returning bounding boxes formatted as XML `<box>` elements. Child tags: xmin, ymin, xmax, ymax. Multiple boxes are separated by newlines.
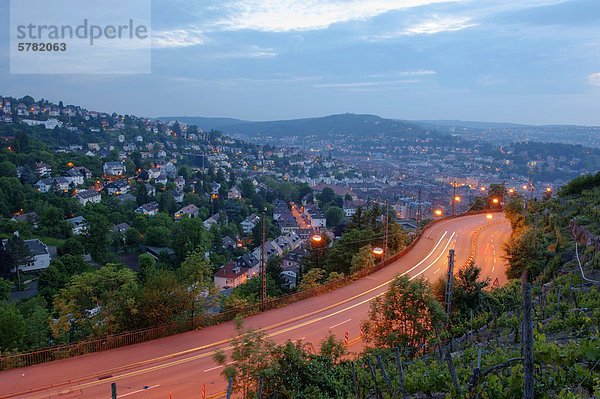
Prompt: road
<box><xmin>0</xmin><ymin>213</ymin><xmax>510</xmax><ymax>399</ymax></box>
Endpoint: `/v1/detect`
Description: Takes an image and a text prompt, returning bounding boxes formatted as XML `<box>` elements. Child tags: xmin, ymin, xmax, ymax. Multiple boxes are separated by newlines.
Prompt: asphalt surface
<box><xmin>0</xmin><ymin>213</ymin><xmax>511</xmax><ymax>399</ymax></box>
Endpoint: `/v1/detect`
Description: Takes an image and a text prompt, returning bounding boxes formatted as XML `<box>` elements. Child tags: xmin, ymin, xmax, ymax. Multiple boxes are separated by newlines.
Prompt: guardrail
<box><xmin>0</xmin><ymin>209</ymin><xmax>504</xmax><ymax>371</ymax></box>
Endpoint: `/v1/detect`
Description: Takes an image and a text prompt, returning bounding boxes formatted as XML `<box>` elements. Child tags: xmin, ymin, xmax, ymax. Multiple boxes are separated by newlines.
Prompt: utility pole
<box><xmin>417</xmin><ymin>188</ymin><xmax>422</xmax><ymax>228</ymax></box>
<box><xmin>261</xmin><ymin>211</ymin><xmax>266</xmax><ymax>311</ymax></box>
<box><xmin>451</xmin><ymin>182</ymin><xmax>456</xmax><ymax>216</ymax></box>
<box><xmin>444</xmin><ymin>249</ymin><xmax>455</xmax><ymax>316</ymax></box>
<box><xmin>383</xmin><ymin>200</ymin><xmax>388</xmax><ymax>260</ymax></box>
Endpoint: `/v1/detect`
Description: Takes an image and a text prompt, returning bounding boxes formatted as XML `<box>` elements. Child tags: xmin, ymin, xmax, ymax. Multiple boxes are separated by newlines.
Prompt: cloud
<box><xmin>153</xmin><ymin>28</ymin><xmax>206</xmax><ymax>48</ymax></box>
<box><xmin>215</xmin><ymin>0</ymin><xmax>456</xmax><ymax>32</ymax></box>
<box><xmin>313</xmin><ymin>79</ymin><xmax>424</xmax><ymax>88</ymax></box>
<box><xmin>403</xmin><ymin>15</ymin><xmax>477</xmax><ymax>35</ymax></box>
<box><xmin>588</xmin><ymin>73</ymin><xmax>600</xmax><ymax>86</ymax></box>
<box><xmin>212</xmin><ymin>45</ymin><xmax>278</xmax><ymax>58</ymax></box>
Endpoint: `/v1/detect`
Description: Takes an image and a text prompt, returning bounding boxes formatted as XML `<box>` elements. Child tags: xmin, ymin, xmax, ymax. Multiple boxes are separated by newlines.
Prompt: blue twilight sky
<box><xmin>1</xmin><ymin>0</ymin><xmax>599</xmax><ymax>125</ymax></box>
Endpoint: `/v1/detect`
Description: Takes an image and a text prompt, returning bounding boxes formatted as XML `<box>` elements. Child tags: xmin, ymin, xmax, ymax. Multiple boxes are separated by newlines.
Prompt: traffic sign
<box><xmin>493</xmin><ymin>278</ymin><xmax>499</xmax><ymax>287</ymax></box>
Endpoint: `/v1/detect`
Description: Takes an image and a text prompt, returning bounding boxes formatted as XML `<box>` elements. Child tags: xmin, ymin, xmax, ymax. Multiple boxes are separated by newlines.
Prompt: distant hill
<box><xmin>158</xmin><ymin>113</ymin><xmax>425</xmax><ymax>139</ymax></box>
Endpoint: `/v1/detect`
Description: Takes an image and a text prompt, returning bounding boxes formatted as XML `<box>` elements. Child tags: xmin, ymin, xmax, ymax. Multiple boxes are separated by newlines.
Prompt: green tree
<box><xmin>86</xmin><ymin>213</ymin><xmax>111</xmax><ymax>264</ymax></box>
<box><xmin>125</xmin><ymin>227</ymin><xmax>142</xmax><ymax>247</ymax></box>
<box><xmin>178</xmin><ymin>248</ymin><xmax>216</xmax><ymax>320</ymax></box>
<box><xmin>4</xmin><ymin>235</ymin><xmax>34</xmax><ymax>285</ymax></box>
<box><xmin>136</xmin><ymin>269</ymin><xmax>188</xmax><ymax>326</ymax></box>
<box><xmin>38</xmin><ymin>255</ymin><xmax>89</xmax><ymax>303</ymax></box>
<box><xmin>503</xmin><ymin>227</ymin><xmax>547</xmax><ymax>281</ymax></box>
<box><xmin>25</xmin><ymin>304</ymin><xmax>51</xmax><ymax>349</ymax></box>
<box><xmin>362</xmin><ymin>276</ymin><xmax>446</xmax><ymax>352</ymax></box>
<box><xmin>52</xmin><ymin>265</ymin><xmax>137</xmax><ymax>340</ymax></box>
<box><xmin>325</xmin><ymin>206</ymin><xmax>344</xmax><ymax>228</ymax></box>
<box><xmin>0</xmin><ymin>278</ymin><xmax>12</xmax><ymax>301</ymax></box>
<box><xmin>0</xmin><ymin>301</ymin><xmax>26</xmax><ymax>351</ymax></box>
<box><xmin>298</xmin><ymin>268</ymin><xmax>326</xmax><ymax>291</ymax></box>
<box><xmin>240</xmin><ymin>178</ymin><xmax>255</xmax><ymax>200</ymax></box>
<box><xmin>214</xmin><ymin>317</ymin><xmax>276</xmax><ymax>398</ymax></box>
<box><xmin>137</xmin><ymin>253</ymin><xmax>156</xmax><ymax>283</ymax></box>
<box><xmin>350</xmin><ymin>244</ymin><xmax>375</xmax><ymax>274</ymax></box>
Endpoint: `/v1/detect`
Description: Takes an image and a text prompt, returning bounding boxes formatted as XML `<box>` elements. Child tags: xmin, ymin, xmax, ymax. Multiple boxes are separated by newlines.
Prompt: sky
<box><xmin>1</xmin><ymin>0</ymin><xmax>600</xmax><ymax>125</ymax></box>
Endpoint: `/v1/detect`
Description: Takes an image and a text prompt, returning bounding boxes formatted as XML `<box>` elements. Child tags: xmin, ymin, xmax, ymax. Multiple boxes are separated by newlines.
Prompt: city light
<box><xmin>486</xmin><ymin>214</ymin><xmax>493</xmax><ymax>219</ymax></box>
<box><xmin>492</xmin><ymin>198</ymin><xmax>499</xmax><ymax>204</ymax></box>
<box><xmin>523</xmin><ymin>185</ymin><xmax>528</xmax><ymax>190</ymax></box>
<box><xmin>434</xmin><ymin>209</ymin><xmax>443</xmax><ymax>216</ymax></box>
<box><xmin>480</xmin><ymin>187</ymin><xmax>486</xmax><ymax>191</ymax></box>
<box><xmin>509</xmin><ymin>188</ymin><xmax>514</xmax><ymax>194</ymax></box>
<box><xmin>311</xmin><ymin>235</ymin><xmax>322</xmax><ymax>243</ymax></box>
<box><xmin>372</xmin><ymin>247</ymin><xmax>384</xmax><ymax>256</ymax></box>
<box><xmin>546</xmin><ymin>187</ymin><xmax>552</xmax><ymax>192</ymax></box>
<box><xmin>454</xmin><ymin>196</ymin><xmax>461</xmax><ymax>202</ymax></box>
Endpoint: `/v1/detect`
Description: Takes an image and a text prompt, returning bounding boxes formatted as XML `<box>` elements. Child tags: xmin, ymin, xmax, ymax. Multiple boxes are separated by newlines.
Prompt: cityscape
<box><xmin>1</xmin><ymin>0</ymin><xmax>600</xmax><ymax>398</ymax></box>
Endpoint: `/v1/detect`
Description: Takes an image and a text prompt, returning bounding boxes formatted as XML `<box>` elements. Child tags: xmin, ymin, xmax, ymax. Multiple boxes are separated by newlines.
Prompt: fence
<box><xmin>0</xmin><ymin>209</ymin><xmax>503</xmax><ymax>371</ymax></box>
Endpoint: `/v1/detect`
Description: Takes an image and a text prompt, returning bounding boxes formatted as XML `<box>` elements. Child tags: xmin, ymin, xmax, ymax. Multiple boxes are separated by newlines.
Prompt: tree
<box><xmin>503</xmin><ymin>227</ymin><xmax>547</xmax><ymax>281</ymax></box>
<box><xmin>52</xmin><ymin>265</ymin><xmax>137</xmax><ymax>340</ymax></box>
<box><xmin>318</xmin><ymin>187</ymin><xmax>336</xmax><ymax>205</ymax></box>
<box><xmin>214</xmin><ymin>317</ymin><xmax>276</xmax><ymax>398</ymax></box>
<box><xmin>57</xmin><ymin>237</ymin><xmax>85</xmax><ymax>256</ymax></box>
<box><xmin>136</xmin><ymin>269</ymin><xmax>188</xmax><ymax>327</ymax></box>
<box><xmin>0</xmin><ymin>301</ymin><xmax>26</xmax><ymax>351</ymax></box>
<box><xmin>38</xmin><ymin>255</ymin><xmax>89</xmax><ymax>303</ymax></box>
<box><xmin>362</xmin><ymin>276</ymin><xmax>446</xmax><ymax>352</ymax></box>
<box><xmin>125</xmin><ymin>227</ymin><xmax>142</xmax><ymax>247</ymax></box>
<box><xmin>0</xmin><ymin>161</ymin><xmax>17</xmax><ymax>178</ymax></box>
<box><xmin>240</xmin><ymin>178</ymin><xmax>255</xmax><ymax>200</ymax></box>
<box><xmin>325</xmin><ymin>206</ymin><xmax>344</xmax><ymax>228</ymax></box>
<box><xmin>350</xmin><ymin>244</ymin><xmax>375</xmax><ymax>274</ymax></box>
<box><xmin>298</xmin><ymin>268</ymin><xmax>326</xmax><ymax>291</ymax></box>
<box><xmin>4</xmin><ymin>235</ymin><xmax>34</xmax><ymax>285</ymax></box>
<box><xmin>178</xmin><ymin>248</ymin><xmax>216</xmax><ymax>321</ymax></box>
<box><xmin>86</xmin><ymin>213</ymin><xmax>111</xmax><ymax>264</ymax></box>
<box><xmin>267</xmin><ymin>255</ymin><xmax>287</xmax><ymax>291</ymax></box>
<box><xmin>0</xmin><ymin>278</ymin><xmax>12</xmax><ymax>301</ymax></box>
<box><xmin>137</xmin><ymin>253</ymin><xmax>156</xmax><ymax>283</ymax></box>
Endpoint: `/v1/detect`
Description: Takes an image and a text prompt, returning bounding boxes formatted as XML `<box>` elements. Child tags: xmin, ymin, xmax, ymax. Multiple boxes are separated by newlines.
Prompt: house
<box><xmin>148</xmin><ymin>168</ymin><xmax>161</xmax><ymax>179</ymax></box>
<box><xmin>174</xmin><ymin>204</ymin><xmax>199</xmax><ymax>220</ymax></box>
<box><xmin>74</xmin><ymin>190</ymin><xmax>102</xmax><ymax>206</ymax></box>
<box><xmin>204</xmin><ymin>213</ymin><xmax>220</xmax><ymax>230</ymax></box>
<box><xmin>135</xmin><ymin>201</ymin><xmax>160</xmax><ymax>216</ymax></box>
<box><xmin>112</xmin><ymin>223</ymin><xmax>131</xmax><ymax>234</ymax></box>
<box><xmin>34</xmin><ymin>179</ymin><xmax>53</xmax><ymax>193</ymax></box>
<box><xmin>214</xmin><ymin>261</ymin><xmax>247</xmax><ymax>290</ymax></box>
<box><xmin>237</xmin><ymin>253</ymin><xmax>259</xmax><ymax>270</ymax></box>
<box><xmin>35</xmin><ymin>177</ymin><xmax>69</xmax><ymax>193</ymax></box>
<box><xmin>155</xmin><ymin>173</ymin><xmax>168</xmax><ymax>185</ymax></box>
<box><xmin>343</xmin><ymin>200</ymin><xmax>357</xmax><ymax>217</ymax></box>
<box><xmin>144</xmin><ymin>183</ymin><xmax>156</xmax><ymax>197</ymax></box>
<box><xmin>104</xmin><ymin>180</ymin><xmax>130</xmax><ymax>195</ymax></box>
<box><xmin>103</xmin><ymin>161</ymin><xmax>126</xmax><ymax>176</ymax></box>
<box><xmin>228</xmin><ymin>186</ymin><xmax>241</xmax><ymax>199</ymax></box>
<box><xmin>241</xmin><ymin>214</ymin><xmax>260</xmax><ymax>234</ymax></box>
<box><xmin>72</xmin><ymin>166</ymin><xmax>92</xmax><ymax>179</ymax></box>
<box><xmin>210</xmin><ymin>181</ymin><xmax>221</xmax><ymax>195</ymax></box>
<box><xmin>174</xmin><ymin>176</ymin><xmax>185</xmax><ymax>190</ymax></box>
<box><xmin>35</xmin><ymin>162</ymin><xmax>52</xmax><ymax>177</ymax></box>
<box><xmin>116</xmin><ymin>193</ymin><xmax>136</xmax><ymax>204</ymax></box>
<box><xmin>65</xmin><ymin>216</ymin><xmax>87</xmax><ymax>235</ymax></box>
<box><xmin>278</xmin><ymin>214</ymin><xmax>299</xmax><ymax>233</ymax></box>
<box><xmin>1</xmin><ymin>239</ymin><xmax>51</xmax><ymax>272</ymax></box>
<box><xmin>223</xmin><ymin>236</ymin><xmax>237</xmax><ymax>250</ymax></box>
<box><xmin>172</xmin><ymin>190</ymin><xmax>184</xmax><ymax>203</ymax></box>
<box><xmin>63</xmin><ymin>169</ymin><xmax>85</xmax><ymax>186</ymax></box>
<box><xmin>162</xmin><ymin>162</ymin><xmax>177</xmax><ymax>178</ymax></box>
<box><xmin>10</xmin><ymin>212</ymin><xmax>39</xmax><ymax>227</ymax></box>
<box><xmin>282</xmin><ymin>246</ymin><xmax>307</xmax><ymax>275</ymax></box>
<box><xmin>146</xmin><ymin>246</ymin><xmax>175</xmax><ymax>261</ymax></box>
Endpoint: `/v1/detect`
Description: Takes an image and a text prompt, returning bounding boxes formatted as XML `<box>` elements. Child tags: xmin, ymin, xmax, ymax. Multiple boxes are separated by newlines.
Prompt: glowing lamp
<box><xmin>434</xmin><ymin>209</ymin><xmax>443</xmax><ymax>216</ymax></box>
<box><xmin>454</xmin><ymin>196</ymin><xmax>461</xmax><ymax>202</ymax></box>
<box><xmin>372</xmin><ymin>247</ymin><xmax>384</xmax><ymax>256</ymax></box>
<box><xmin>486</xmin><ymin>214</ymin><xmax>493</xmax><ymax>219</ymax></box>
<box><xmin>311</xmin><ymin>235</ymin><xmax>322</xmax><ymax>243</ymax></box>
<box><xmin>492</xmin><ymin>198</ymin><xmax>499</xmax><ymax>204</ymax></box>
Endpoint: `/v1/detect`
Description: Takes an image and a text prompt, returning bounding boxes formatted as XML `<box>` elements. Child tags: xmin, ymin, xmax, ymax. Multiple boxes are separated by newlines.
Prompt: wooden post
<box><xmin>376</xmin><ymin>354</ymin><xmax>393</xmax><ymax>394</ymax></box>
<box><xmin>445</xmin><ymin>350</ymin><xmax>462</xmax><ymax>395</ymax></box>
<box><xmin>367</xmin><ymin>358</ymin><xmax>382</xmax><ymax>399</ymax></box>
<box><xmin>523</xmin><ymin>282</ymin><xmax>534</xmax><ymax>399</ymax></box>
<box><xmin>395</xmin><ymin>347</ymin><xmax>406</xmax><ymax>398</ymax></box>
<box><xmin>111</xmin><ymin>383</ymin><xmax>117</xmax><ymax>399</ymax></box>
<box><xmin>351</xmin><ymin>361</ymin><xmax>360</xmax><ymax>399</ymax></box>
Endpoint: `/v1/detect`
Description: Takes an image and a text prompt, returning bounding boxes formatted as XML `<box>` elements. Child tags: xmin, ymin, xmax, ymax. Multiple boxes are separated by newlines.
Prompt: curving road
<box><xmin>0</xmin><ymin>213</ymin><xmax>511</xmax><ymax>399</ymax></box>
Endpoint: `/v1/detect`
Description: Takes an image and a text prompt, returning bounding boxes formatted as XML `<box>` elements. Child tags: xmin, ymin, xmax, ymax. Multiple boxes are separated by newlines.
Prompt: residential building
<box><xmin>174</xmin><ymin>176</ymin><xmax>185</xmax><ymax>190</ymax></box>
<box><xmin>10</xmin><ymin>212</ymin><xmax>39</xmax><ymax>227</ymax></box>
<box><xmin>35</xmin><ymin>162</ymin><xmax>52</xmax><ymax>176</ymax></box>
<box><xmin>228</xmin><ymin>186</ymin><xmax>241</xmax><ymax>199</ymax></box>
<box><xmin>135</xmin><ymin>201</ymin><xmax>160</xmax><ymax>216</ymax></box>
<box><xmin>241</xmin><ymin>214</ymin><xmax>260</xmax><ymax>234</ymax></box>
<box><xmin>2</xmin><ymin>239</ymin><xmax>51</xmax><ymax>272</ymax></box>
<box><xmin>204</xmin><ymin>213</ymin><xmax>220</xmax><ymax>230</ymax></box>
<box><xmin>66</xmin><ymin>216</ymin><xmax>87</xmax><ymax>235</ymax></box>
<box><xmin>174</xmin><ymin>204</ymin><xmax>200</xmax><ymax>220</ymax></box>
<box><xmin>103</xmin><ymin>161</ymin><xmax>126</xmax><ymax>175</ymax></box>
<box><xmin>112</xmin><ymin>223</ymin><xmax>131</xmax><ymax>234</ymax></box>
<box><xmin>214</xmin><ymin>261</ymin><xmax>247</xmax><ymax>290</ymax></box>
<box><xmin>74</xmin><ymin>190</ymin><xmax>101</xmax><ymax>206</ymax></box>
<box><xmin>104</xmin><ymin>180</ymin><xmax>129</xmax><ymax>195</ymax></box>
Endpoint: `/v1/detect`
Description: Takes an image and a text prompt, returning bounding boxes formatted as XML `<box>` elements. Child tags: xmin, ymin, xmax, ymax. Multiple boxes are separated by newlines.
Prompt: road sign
<box><xmin>493</xmin><ymin>278</ymin><xmax>499</xmax><ymax>287</ymax></box>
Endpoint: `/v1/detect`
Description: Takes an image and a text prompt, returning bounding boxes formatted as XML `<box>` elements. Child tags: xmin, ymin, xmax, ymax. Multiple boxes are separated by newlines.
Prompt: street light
<box><xmin>523</xmin><ymin>185</ymin><xmax>528</xmax><ymax>190</ymax></box>
<box><xmin>486</xmin><ymin>214</ymin><xmax>493</xmax><ymax>219</ymax></box>
<box><xmin>492</xmin><ymin>198</ymin><xmax>499</xmax><ymax>204</ymax></box>
<box><xmin>480</xmin><ymin>187</ymin><xmax>486</xmax><ymax>192</ymax></box>
<box><xmin>372</xmin><ymin>247</ymin><xmax>384</xmax><ymax>256</ymax></box>
<box><xmin>311</xmin><ymin>235</ymin><xmax>322</xmax><ymax>243</ymax></box>
<box><xmin>509</xmin><ymin>188</ymin><xmax>514</xmax><ymax>194</ymax></box>
<box><xmin>454</xmin><ymin>196</ymin><xmax>461</xmax><ymax>202</ymax></box>
<box><xmin>546</xmin><ymin>187</ymin><xmax>552</xmax><ymax>193</ymax></box>
<box><xmin>434</xmin><ymin>209</ymin><xmax>443</xmax><ymax>216</ymax></box>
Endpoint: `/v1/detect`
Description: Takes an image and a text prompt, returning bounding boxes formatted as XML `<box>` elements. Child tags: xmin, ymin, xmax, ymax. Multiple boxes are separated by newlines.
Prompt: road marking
<box><xmin>14</xmin><ymin>219</ymin><xmax>496</xmax><ymax>399</ymax></box>
<box><xmin>492</xmin><ymin>266</ymin><xmax>495</xmax><ymax>272</ymax></box>
<box><xmin>329</xmin><ymin>318</ymin><xmax>352</xmax><ymax>330</ymax></box>
<box><xmin>410</xmin><ymin>233</ymin><xmax>456</xmax><ymax>280</ymax></box>
<box><xmin>204</xmin><ymin>365</ymin><xmax>223</xmax><ymax>373</ymax></box>
<box><xmin>113</xmin><ymin>385</ymin><xmax>160</xmax><ymax>398</ymax></box>
<box><xmin>434</xmin><ymin>268</ymin><xmax>440</xmax><ymax>274</ymax></box>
